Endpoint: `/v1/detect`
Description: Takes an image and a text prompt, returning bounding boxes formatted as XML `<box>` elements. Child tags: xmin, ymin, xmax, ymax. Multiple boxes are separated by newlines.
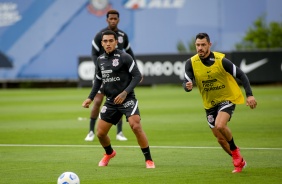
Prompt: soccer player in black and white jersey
<box><xmin>85</xmin><ymin>9</ymin><xmax>135</xmax><ymax>142</ymax></box>
<box><xmin>82</xmin><ymin>30</ymin><xmax>155</xmax><ymax>169</ymax></box>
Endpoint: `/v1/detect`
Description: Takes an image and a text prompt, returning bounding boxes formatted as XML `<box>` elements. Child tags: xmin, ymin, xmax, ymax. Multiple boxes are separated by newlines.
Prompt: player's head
<box><xmin>106</xmin><ymin>10</ymin><xmax>120</xmax><ymax>30</ymax></box>
<box><xmin>101</xmin><ymin>30</ymin><xmax>118</xmax><ymax>53</ymax></box>
<box><xmin>195</xmin><ymin>33</ymin><xmax>212</xmax><ymax>59</ymax></box>
<box><xmin>107</xmin><ymin>9</ymin><xmax>119</xmax><ymax>18</ymax></box>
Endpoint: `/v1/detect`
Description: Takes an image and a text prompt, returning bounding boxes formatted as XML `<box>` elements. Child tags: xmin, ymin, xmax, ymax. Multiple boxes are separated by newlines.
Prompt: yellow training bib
<box><xmin>191</xmin><ymin>52</ymin><xmax>244</xmax><ymax>109</ymax></box>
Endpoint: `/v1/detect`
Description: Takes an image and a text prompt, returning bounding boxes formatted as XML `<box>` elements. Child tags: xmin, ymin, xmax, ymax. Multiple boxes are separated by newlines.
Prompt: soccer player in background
<box><xmin>82</xmin><ymin>30</ymin><xmax>155</xmax><ymax>168</ymax></box>
<box><xmin>85</xmin><ymin>9</ymin><xmax>136</xmax><ymax>141</ymax></box>
<box><xmin>183</xmin><ymin>33</ymin><xmax>257</xmax><ymax>173</ymax></box>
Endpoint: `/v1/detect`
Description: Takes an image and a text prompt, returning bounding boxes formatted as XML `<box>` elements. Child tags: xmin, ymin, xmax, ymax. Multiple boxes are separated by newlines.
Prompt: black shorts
<box><xmin>205</xmin><ymin>101</ymin><xmax>236</xmax><ymax>128</ymax></box>
<box><xmin>99</xmin><ymin>97</ymin><xmax>140</xmax><ymax>125</ymax></box>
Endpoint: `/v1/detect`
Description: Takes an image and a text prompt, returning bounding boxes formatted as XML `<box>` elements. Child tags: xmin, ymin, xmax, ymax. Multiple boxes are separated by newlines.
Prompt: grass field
<box><xmin>0</xmin><ymin>85</ymin><xmax>281</xmax><ymax>184</ymax></box>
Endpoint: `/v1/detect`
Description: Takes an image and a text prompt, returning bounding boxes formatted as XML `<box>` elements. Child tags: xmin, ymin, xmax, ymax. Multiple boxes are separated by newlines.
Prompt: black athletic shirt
<box><xmin>92</xmin><ymin>27</ymin><xmax>135</xmax><ymax>65</ymax></box>
<box><xmin>88</xmin><ymin>49</ymin><xmax>142</xmax><ymax>101</ymax></box>
<box><xmin>183</xmin><ymin>52</ymin><xmax>253</xmax><ymax>97</ymax></box>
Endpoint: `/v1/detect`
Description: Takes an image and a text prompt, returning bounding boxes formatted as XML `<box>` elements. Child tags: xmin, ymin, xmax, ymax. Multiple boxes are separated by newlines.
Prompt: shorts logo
<box><xmin>123</xmin><ymin>100</ymin><xmax>135</xmax><ymax>108</ymax></box>
<box><xmin>207</xmin><ymin>115</ymin><xmax>214</xmax><ymax>123</ymax></box>
<box><xmin>112</xmin><ymin>59</ymin><xmax>119</xmax><ymax>67</ymax></box>
<box><xmin>100</xmin><ymin>106</ymin><xmax>107</xmax><ymax>113</ymax></box>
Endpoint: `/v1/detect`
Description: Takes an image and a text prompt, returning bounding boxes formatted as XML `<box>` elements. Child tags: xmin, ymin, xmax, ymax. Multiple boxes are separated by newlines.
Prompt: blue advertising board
<box><xmin>0</xmin><ymin>0</ymin><xmax>281</xmax><ymax>80</ymax></box>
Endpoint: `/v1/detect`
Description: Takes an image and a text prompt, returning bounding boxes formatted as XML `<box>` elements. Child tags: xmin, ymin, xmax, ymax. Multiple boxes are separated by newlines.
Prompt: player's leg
<box><xmin>215</xmin><ymin>103</ymin><xmax>246</xmax><ymax>173</ymax></box>
<box><xmin>116</xmin><ymin>119</ymin><xmax>122</xmax><ymax>133</ymax></box>
<box><xmin>96</xmin><ymin>119</ymin><xmax>115</xmax><ymax>166</ymax></box>
<box><xmin>84</xmin><ymin>93</ymin><xmax>104</xmax><ymax>141</ymax></box>
<box><xmin>116</xmin><ymin>117</ymin><xmax>128</xmax><ymax>141</ymax></box>
<box><xmin>97</xmin><ymin>102</ymin><xmax>122</xmax><ymax>166</ymax></box>
<box><xmin>206</xmin><ymin>106</ymin><xmax>232</xmax><ymax>155</ymax></box>
<box><xmin>96</xmin><ymin>119</ymin><xmax>113</xmax><ymax>147</ymax></box>
<box><xmin>211</xmin><ymin>128</ymin><xmax>232</xmax><ymax>156</ymax></box>
<box><xmin>128</xmin><ymin>115</ymin><xmax>148</xmax><ymax>147</ymax></box>
<box><xmin>128</xmin><ymin>114</ymin><xmax>155</xmax><ymax>168</ymax></box>
<box><xmin>214</xmin><ymin>111</ymin><xmax>233</xmax><ymax>144</ymax></box>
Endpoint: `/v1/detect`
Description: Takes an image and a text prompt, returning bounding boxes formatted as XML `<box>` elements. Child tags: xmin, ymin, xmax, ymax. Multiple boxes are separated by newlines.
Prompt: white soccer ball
<box><xmin>57</xmin><ymin>171</ymin><xmax>80</xmax><ymax>184</ymax></box>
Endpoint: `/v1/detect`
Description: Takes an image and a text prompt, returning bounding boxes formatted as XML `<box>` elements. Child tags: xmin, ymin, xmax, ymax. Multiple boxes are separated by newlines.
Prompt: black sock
<box><xmin>117</xmin><ymin>119</ymin><xmax>122</xmax><ymax>134</ymax></box>
<box><xmin>228</xmin><ymin>137</ymin><xmax>237</xmax><ymax>151</ymax></box>
<box><xmin>104</xmin><ymin>145</ymin><xmax>113</xmax><ymax>155</ymax></box>
<box><xmin>90</xmin><ymin>118</ymin><xmax>96</xmax><ymax>132</ymax></box>
<box><xmin>141</xmin><ymin>147</ymin><xmax>152</xmax><ymax>161</ymax></box>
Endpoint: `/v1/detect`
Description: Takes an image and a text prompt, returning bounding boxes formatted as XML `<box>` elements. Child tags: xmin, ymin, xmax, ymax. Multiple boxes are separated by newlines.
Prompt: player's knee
<box><xmin>130</xmin><ymin>123</ymin><xmax>142</xmax><ymax>133</ymax></box>
<box><xmin>96</xmin><ymin>128</ymin><xmax>107</xmax><ymax>138</ymax></box>
<box><xmin>215</xmin><ymin>123</ymin><xmax>225</xmax><ymax>132</ymax></box>
<box><xmin>96</xmin><ymin>131</ymin><xmax>106</xmax><ymax>139</ymax></box>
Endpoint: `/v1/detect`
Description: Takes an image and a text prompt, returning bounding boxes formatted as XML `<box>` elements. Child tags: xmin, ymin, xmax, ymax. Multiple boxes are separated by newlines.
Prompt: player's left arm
<box><xmin>114</xmin><ymin>54</ymin><xmax>142</xmax><ymax>104</ymax></box>
<box><xmin>123</xmin><ymin>33</ymin><xmax>136</xmax><ymax>61</ymax></box>
<box><xmin>124</xmin><ymin>55</ymin><xmax>142</xmax><ymax>93</ymax></box>
<box><xmin>222</xmin><ymin>58</ymin><xmax>257</xmax><ymax>109</ymax></box>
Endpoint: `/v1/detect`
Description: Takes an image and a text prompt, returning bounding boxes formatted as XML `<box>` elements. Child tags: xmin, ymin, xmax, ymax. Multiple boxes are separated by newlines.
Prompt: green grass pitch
<box><xmin>0</xmin><ymin>85</ymin><xmax>281</xmax><ymax>184</ymax></box>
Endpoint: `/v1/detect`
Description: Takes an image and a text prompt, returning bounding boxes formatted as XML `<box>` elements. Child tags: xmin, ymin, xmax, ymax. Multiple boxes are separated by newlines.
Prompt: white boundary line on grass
<box><xmin>0</xmin><ymin>144</ymin><xmax>282</xmax><ymax>150</ymax></box>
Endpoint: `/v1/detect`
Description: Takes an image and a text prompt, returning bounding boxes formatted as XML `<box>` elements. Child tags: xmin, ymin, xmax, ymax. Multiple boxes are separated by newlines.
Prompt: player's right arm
<box><xmin>82</xmin><ymin>58</ymin><xmax>103</xmax><ymax>108</ymax></box>
<box><xmin>183</xmin><ymin>59</ymin><xmax>194</xmax><ymax>92</ymax></box>
<box><xmin>91</xmin><ymin>32</ymin><xmax>102</xmax><ymax>64</ymax></box>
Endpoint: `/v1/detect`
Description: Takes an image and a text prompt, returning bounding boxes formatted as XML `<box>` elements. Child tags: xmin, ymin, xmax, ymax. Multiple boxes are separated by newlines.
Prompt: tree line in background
<box><xmin>177</xmin><ymin>15</ymin><xmax>282</xmax><ymax>53</ymax></box>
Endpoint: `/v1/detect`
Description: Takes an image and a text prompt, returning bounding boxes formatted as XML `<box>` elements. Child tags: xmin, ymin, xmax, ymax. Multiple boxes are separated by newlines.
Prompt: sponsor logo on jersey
<box><xmin>202</xmin><ymin>79</ymin><xmax>225</xmax><ymax>92</ymax></box>
<box><xmin>102</xmin><ymin>77</ymin><xmax>121</xmax><ymax>83</ymax></box>
<box><xmin>101</xmin><ymin>69</ymin><xmax>120</xmax><ymax>83</ymax></box>
<box><xmin>112</xmin><ymin>59</ymin><xmax>119</xmax><ymax>67</ymax></box>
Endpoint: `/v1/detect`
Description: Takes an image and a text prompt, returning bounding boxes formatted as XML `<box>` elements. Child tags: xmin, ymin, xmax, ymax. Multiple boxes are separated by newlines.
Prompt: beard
<box><xmin>198</xmin><ymin>50</ymin><xmax>209</xmax><ymax>59</ymax></box>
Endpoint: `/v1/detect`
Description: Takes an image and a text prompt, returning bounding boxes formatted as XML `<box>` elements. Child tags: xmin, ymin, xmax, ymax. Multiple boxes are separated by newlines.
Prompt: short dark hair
<box><xmin>102</xmin><ymin>30</ymin><xmax>117</xmax><ymax>40</ymax></box>
<box><xmin>195</xmin><ymin>33</ymin><xmax>210</xmax><ymax>43</ymax></box>
<box><xmin>107</xmin><ymin>9</ymin><xmax>119</xmax><ymax>18</ymax></box>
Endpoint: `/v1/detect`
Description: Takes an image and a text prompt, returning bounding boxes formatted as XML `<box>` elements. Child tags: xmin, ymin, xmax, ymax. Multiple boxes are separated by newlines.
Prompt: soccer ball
<box><xmin>57</xmin><ymin>171</ymin><xmax>80</xmax><ymax>184</ymax></box>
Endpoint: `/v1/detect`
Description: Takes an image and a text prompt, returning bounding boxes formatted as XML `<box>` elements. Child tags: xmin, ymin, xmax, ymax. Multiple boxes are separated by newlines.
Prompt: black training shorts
<box><xmin>99</xmin><ymin>97</ymin><xmax>140</xmax><ymax>125</ymax></box>
<box><xmin>205</xmin><ymin>101</ymin><xmax>236</xmax><ymax>128</ymax></box>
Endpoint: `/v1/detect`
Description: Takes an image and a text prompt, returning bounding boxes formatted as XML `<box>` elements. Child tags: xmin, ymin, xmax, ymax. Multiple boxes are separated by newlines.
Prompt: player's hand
<box><xmin>246</xmin><ymin>96</ymin><xmax>257</xmax><ymax>109</ymax></box>
<box><xmin>186</xmin><ymin>82</ymin><xmax>193</xmax><ymax>90</ymax></box>
<box><xmin>114</xmin><ymin>91</ymin><xmax>127</xmax><ymax>104</ymax></box>
<box><xmin>82</xmin><ymin>98</ymin><xmax>92</xmax><ymax>108</ymax></box>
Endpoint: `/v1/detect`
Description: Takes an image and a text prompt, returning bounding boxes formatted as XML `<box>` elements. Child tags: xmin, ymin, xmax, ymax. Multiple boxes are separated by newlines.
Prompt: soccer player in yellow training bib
<box><xmin>183</xmin><ymin>33</ymin><xmax>257</xmax><ymax>173</ymax></box>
